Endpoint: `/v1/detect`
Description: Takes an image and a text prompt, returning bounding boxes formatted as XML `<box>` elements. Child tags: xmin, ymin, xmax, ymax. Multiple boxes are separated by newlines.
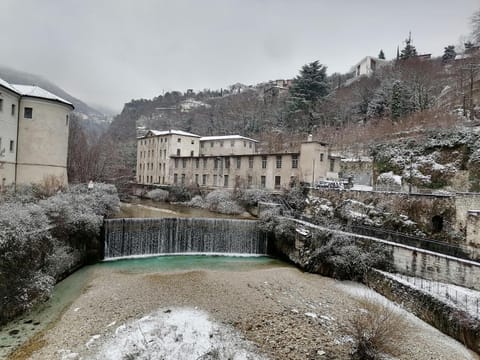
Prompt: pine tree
<box><xmin>378</xmin><ymin>49</ymin><xmax>385</xmax><ymax>60</ymax></box>
<box><xmin>442</xmin><ymin>45</ymin><xmax>456</xmax><ymax>63</ymax></box>
<box><xmin>288</xmin><ymin>60</ymin><xmax>329</xmax><ymax>130</ymax></box>
<box><xmin>400</xmin><ymin>32</ymin><xmax>418</xmax><ymax>60</ymax></box>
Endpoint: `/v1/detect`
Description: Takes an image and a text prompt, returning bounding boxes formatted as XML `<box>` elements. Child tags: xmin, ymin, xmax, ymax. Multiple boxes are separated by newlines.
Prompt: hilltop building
<box><xmin>0</xmin><ymin>78</ymin><xmax>74</xmax><ymax>188</ymax></box>
<box><xmin>136</xmin><ymin>130</ymin><xmax>340</xmax><ymax>190</ymax></box>
<box><xmin>352</xmin><ymin>56</ymin><xmax>388</xmax><ymax>78</ymax></box>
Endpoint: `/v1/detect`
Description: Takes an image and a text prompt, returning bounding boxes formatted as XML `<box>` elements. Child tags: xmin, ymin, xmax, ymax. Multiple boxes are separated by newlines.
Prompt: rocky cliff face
<box><xmin>371</xmin><ymin>127</ymin><xmax>480</xmax><ymax>192</ymax></box>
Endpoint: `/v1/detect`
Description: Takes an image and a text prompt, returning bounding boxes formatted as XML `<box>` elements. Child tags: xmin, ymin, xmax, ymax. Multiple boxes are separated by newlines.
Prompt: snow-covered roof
<box><xmin>0</xmin><ymin>77</ymin><xmax>20</xmax><ymax>95</ymax></box>
<box><xmin>144</xmin><ymin>129</ymin><xmax>201</xmax><ymax>138</ymax></box>
<box><xmin>12</xmin><ymin>84</ymin><xmax>73</xmax><ymax>107</ymax></box>
<box><xmin>200</xmin><ymin>135</ymin><xmax>258</xmax><ymax>143</ymax></box>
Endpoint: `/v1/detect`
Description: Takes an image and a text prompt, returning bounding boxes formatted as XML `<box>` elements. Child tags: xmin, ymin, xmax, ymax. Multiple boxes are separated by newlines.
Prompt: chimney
<box><xmin>307</xmin><ymin>134</ymin><xmax>313</xmax><ymax>142</ymax></box>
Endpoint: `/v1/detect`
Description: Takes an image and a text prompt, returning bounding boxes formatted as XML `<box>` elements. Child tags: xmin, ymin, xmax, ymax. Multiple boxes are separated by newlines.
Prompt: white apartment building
<box><xmin>0</xmin><ymin>78</ymin><xmax>74</xmax><ymax>188</ymax></box>
<box><xmin>137</xmin><ymin>129</ymin><xmax>336</xmax><ymax>190</ymax></box>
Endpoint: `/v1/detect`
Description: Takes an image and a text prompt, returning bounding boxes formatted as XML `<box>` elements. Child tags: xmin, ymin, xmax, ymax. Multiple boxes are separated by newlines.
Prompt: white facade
<box><xmin>0</xmin><ymin>79</ymin><xmax>74</xmax><ymax>188</ymax></box>
<box><xmin>352</xmin><ymin>56</ymin><xmax>387</xmax><ymax>77</ymax></box>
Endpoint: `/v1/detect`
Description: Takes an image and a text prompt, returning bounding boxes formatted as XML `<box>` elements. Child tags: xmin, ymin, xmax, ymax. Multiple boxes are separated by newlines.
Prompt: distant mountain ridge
<box><xmin>0</xmin><ymin>65</ymin><xmax>108</xmax><ymax>121</ymax></box>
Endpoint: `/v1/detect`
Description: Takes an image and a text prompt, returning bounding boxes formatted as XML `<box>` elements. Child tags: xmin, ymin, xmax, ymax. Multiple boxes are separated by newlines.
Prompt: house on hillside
<box><xmin>352</xmin><ymin>56</ymin><xmax>388</xmax><ymax>78</ymax></box>
<box><xmin>136</xmin><ymin>130</ymin><xmax>343</xmax><ymax>190</ymax></box>
<box><xmin>0</xmin><ymin>78</ymin><xmax>74</xmax><ymax>189</ymax></box>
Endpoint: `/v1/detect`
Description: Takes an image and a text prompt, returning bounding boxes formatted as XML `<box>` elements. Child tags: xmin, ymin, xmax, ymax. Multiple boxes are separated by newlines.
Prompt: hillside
<box><xmin>0</xmin><ymin>65</ymin><xmax>108</xmax><ymax>122</ymax></box>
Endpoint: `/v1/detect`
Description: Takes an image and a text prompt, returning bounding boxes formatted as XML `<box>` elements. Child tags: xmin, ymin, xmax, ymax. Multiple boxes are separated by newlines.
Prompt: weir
<box><xmin>103</xmin><ymin>217</ymin><xmax>268</xmax><ymax>259</ymax></box>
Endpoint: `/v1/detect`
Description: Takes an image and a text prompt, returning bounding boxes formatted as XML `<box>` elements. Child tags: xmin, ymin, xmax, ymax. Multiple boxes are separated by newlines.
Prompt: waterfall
<box><xmin>103</xmin><ymin>218</ymin><xmax>268</xmax><ymax>259</ymax></box>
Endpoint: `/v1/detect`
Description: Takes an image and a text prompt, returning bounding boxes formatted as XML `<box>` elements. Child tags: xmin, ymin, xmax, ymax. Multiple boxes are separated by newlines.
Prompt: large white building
<box><xmin>136</xmin><ymin>130</ymin><xmax>340</xmax><ymax>190</ymax></box>
<box><xmin>0</xmin><ymin>78</ymin><xmax>74</xmax><ymax>188</ymax></box>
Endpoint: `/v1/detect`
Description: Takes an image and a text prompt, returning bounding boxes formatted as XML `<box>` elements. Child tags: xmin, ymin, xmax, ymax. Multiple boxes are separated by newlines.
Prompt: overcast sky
<box><xmin>0</xmin><ymin>0</ymin><xmax>478</xmax><ymax>113</ymax></box>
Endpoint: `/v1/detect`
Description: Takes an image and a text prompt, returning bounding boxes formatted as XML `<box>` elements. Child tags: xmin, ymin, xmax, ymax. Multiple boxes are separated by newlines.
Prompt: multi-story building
<box><xmin>0</xmin><ymin>78</ymin><xmax>74</xmax><ymax>188</ymax></box>
<box><xmin>137</xmin><ymin>129</ymin><xmax>336</xmax><ymax>190</ymax></box>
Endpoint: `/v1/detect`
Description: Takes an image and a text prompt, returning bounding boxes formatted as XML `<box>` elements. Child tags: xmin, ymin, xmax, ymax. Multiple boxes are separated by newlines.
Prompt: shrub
<box><xmin>168</xmin><ymin>185</ymin><xmax>194</xmax><ymax>202</ymax></box>
<box><xmin>204</xmin><ymin>190</ymin><xmax>243</xmax><ymax>215</ymax></box>
<box><xmin>308</xmin><ymin>235</ymin><xmax>392</xmax><ymax>281</ymax></box>
<box><xmin>344</xmin><ymin>296</ymin><xmax>407</xmax><ymax>359</ymax></box>
<box><xmin>235</xmin><ymin>188</ymin><xmax>272</xmax><ymax>208</ymax></box>
<box><xmin>0</xmin><ymin>202</ymin><xmax>55</xmax><ymax>321</ymax></box>
<box><xmin>145</xmin><ymin>189</ymin><xmax>169</xmax><ymax>202</ymax></box>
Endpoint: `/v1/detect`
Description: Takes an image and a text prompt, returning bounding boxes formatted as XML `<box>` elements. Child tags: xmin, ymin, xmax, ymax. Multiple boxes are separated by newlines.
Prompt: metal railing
<box><xmin>347</xmin><ymin>224</ymin><xmax>472</xmax><ymax>260</ymax></box>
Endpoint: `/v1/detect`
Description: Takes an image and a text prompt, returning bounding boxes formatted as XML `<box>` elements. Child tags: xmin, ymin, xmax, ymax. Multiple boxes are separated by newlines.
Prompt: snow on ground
<box><xmin>91</xmin><ymin>308</ymin><xmax>267</xmax><ymax>360</ymax></box>
<box><xmin>378</xmin><ymin>270</ymin><xmax>480</xmax><ymax>319</ymax></box>
<box><xmin>336</xmin><ymin>281</ymin><xmax>477</xmax><ymax>359</ymax></box>
<box><xmin>351</xmin><ymin>184</ymin><xmax>373</xmax><ymax>191</ymax></box>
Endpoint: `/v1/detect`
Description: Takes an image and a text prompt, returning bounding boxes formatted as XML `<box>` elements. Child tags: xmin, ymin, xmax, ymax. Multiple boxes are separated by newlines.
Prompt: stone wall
<box><xmin>278</xmin><ymin>218</ymin><xmax>480</xmax><ymax>291</ymax></box>
<box><xmin>366</xmin><ymin>270</ymin><xmax>480</xmax><ymax>354</ymax></box>
<box><xmin>311</xmin><ymin>189</ymin><xmax>456</xmax><ymax>236</ymax></box>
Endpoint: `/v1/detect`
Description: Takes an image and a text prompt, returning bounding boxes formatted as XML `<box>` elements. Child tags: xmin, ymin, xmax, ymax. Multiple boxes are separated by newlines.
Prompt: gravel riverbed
<box><xmin>9</xmin><ymin>265</ymin><xmax>479</xmax><ymax>360</ymax></box>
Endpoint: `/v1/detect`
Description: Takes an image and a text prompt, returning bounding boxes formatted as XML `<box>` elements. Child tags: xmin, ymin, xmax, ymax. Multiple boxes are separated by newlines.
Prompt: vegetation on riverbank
<box><xmin>0</xmin><ymin>182</ymin><xmax>119</xmax><ymax>324</ymax></box>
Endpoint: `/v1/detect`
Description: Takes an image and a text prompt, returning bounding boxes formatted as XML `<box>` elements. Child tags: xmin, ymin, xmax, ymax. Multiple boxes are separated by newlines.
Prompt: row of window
<box><xmin>170</xmin><ymin>173</ymin><xmax>285</xmax><ymax>190</ymax></box>
<box><xmin>167</xmin><ymin>155</ymin><xmax>299</xmax><ymax>170</ymax></box>
<box><xmin>0</xmin><ymin>99</ymin><xmax>32</xmax><ymax>118</ymax></box>
<box><xmin>200</xmin><ymin>140</ymin><xmax>253</xmax><ymax>149</ymax></box>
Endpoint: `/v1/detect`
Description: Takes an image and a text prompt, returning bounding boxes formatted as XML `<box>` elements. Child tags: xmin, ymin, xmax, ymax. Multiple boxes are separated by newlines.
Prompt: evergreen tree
<box><xmin>400</xmin><ymin>32</ymin><xmax>418</xmax><ymax>60</ymax></box>
<box><xmin>378</xmin><ymin>49</ymin><xmax>385</xmax><ymax>60</ymax></box>
<box><xmin>442</xmin><ymin>45</ymin><xmax>456</xmax><ymax>63</ymax></box>
<box><xmin>288</xmin><ymin>60</ymin><xmax>329</xmax><ymax>130</ymax></box>
<box><xmin>390</xmin><ymin>80</ymin><xmax>414</xmax><ymax>120</ymax></box>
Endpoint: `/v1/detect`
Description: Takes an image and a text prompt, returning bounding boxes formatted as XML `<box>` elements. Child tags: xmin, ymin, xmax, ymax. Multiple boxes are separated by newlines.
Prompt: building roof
<box><xmin>199</xmin><ymin>135</ymin><xmax>259</xmax><ymax>142</ymax></box>
<box><xmin>12</xmin><ymin>84</ymin><xmax>73</xmax><ymax>108</ymax></box>
<box><xmin>142</xmin><ymin>129</ymin><xmax>201</xmax><ymax>138</ymax></box>
<box><xmin>0</xmin><ymin>78</ymin><xmax>20</xmax><ymax>95</ymax></box>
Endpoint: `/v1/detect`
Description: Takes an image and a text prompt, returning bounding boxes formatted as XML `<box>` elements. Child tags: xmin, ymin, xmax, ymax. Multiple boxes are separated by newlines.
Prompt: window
<box><xmin>191</xmin><ymin>140</ymin><xmax>195</xmax><ymax>145</ymax></box>
<box><xmin>174</xmin><ymin>174</ymin><xmax>178</xmax><ymax>184</ymax></box>
<box><xmin>230</xmin><ymin>140</ymin><xmax>235</xmax><ymax>147</ymax></box>
<box><xmin>164</xmin><ymin>149</ymin><xmax>166</xmax><ymax>159</ymax></box>
<box><xmin>320</xmin><ymin>153</ymin><xmax>324</xmax><ymax>162</ymax></box>
<box><xmin>11</xmin><ymin>104</ymin><xmax>15</xmax><ymax>116</ymax></box>
<box><xmin>261</xmin><ymin>176</ymin><xmax>266</xmax><ymax>188</ymax></box>
<box><xmin>201</xmin><ymin>142</ymin><xmax>204</xmax><ymax>148</ymax></box>
<box><xmin>225</xmin><ymin>157</ymin><xmax>230</xmax><ymax>169</ymax></box>
<box><xmin>275</xmin><ymin>176</ymin><xmax>281</xmax><ymax>189</ymax></box>
<box><xmin>276</xmin><ymin>156</ymin><xmax>282</xmax><ymax>169</ymax></box>
<box><xmin>177</xmin><ymin>149</ymin><xmax>181</xmax><ymax>156</ymax></box>
<box><xmin>213</xmin><ymin>174</ymin><xmax>218</xmax><ymax>186</ymax></box>
<box><xmin>65</xmin><ymin>114</ymin><xmax>69</xmax><ymax>126</ymax></box>
<box><xmin>224</xmin><ymin>175</ymin><xmax>229</xmax><ymax>187</ymax></box>
<box><xmin>7</xmin><ymin>140</ymin><xmax>13</xmax><ymax>153</ymax></box>
<box><xmin>236</xmin><ymin>157</ymin><xmax>241</xmax><ymax>169</ymax></box>
<box><xmin>174</xmin><ymin>159</ymin><xmax>179</xmax><ymax>168</ymax></box>
<box><xmin>330</xmin><ymin>159</ymin><xmax>335</xmax><ymax>172</ymax></box>
<box><xmin>247</xmin><ymin>175</ymin><xmax>252</xmax><ymax>187</ymax></box>
<box><xmin>202</xmin><ymin>174</ymin><xmax>207</xmax><ymax>185</ymax></box>
<box><xmin>261</xmin><ymin>156</ymin><xmax>267</xmax><ymax>169</ymax></box>
<box><xmin>210</xmin><ymin>142</ymin><xmax>213</xmax><ymax>147</ymax></box>
<box><xmin>220</xmin><ymin>141</ymin><xmax>224</xmax><ymax>147</ymax></box>
<box><xmin>292</xmin><ymin>155</ymin><xmax>298</xmax><ymax>168</ymax></box>
<box><xmin>249</xmin><ymin>142</ymin><xmax>252</xmax><ymax>148</ymax></box>
<box><xmin>195</xmin><ymin>174</ymin><xmax>199</xmax><ymax>184</ymax></box>
<box><xmin>244</xmin><ymin>141</ymin><xmax>246</xmax><ymax>147</ymax></box>
<box><xmin>190</xmin><ymin>150</ymin><xmax>194</xmax><ymax>156</ymax></box>
<box><xmin>24</xmin><ymin>107</ymin><xmax>33</xmax><ymax>119</ymax></box>
<box><xmin>203</xmin><ymin>158</ymin><xmax>207</xmax><ymax>168</ymax></box>
<box><xmin>182</xmin><ymin>159</ymin><xmax>187</xmax><ymax>168</ymax></box>
<box><xmin>0</xmin><ymin>99</ymin><xmax>3</xmax><ymax>111</ymax></box>
<box><xmin>195</xmin><ymin>158</ymin><xmax>199</xmax><ymax>169</ymax></box>
<box><xmin>177</xmin><ymin>138</ymin><xmax>181</xmax><ymax>143</ymax></box>
<box><xmin>249</xmin><ymin>156</ymin><xmax>254</xmax><ymax>169</ymax></box>
<box><xmin>181</xmin><ymin>174</ymin><xmax>185</xmax><ymax>185</ymax></box>
<box><xmin>214</xmin><ymin>158</ymin><xmax>218</xmax><ymax>169</ymax></box>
